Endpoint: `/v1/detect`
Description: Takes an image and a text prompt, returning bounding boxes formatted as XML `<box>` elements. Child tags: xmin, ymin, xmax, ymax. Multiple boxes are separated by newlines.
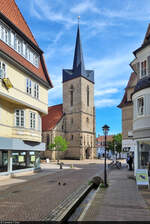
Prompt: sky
<box><xmin>15</xmin><ymin>0</ymin><xmax>150</xmax><ymax>136</ymax></box>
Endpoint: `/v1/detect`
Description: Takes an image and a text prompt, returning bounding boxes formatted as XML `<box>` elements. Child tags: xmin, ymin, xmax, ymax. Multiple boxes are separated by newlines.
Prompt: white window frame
<box><xmin>0</xmin><ymin>61</ymin><xmax>7</xmax><ymax>79</ymax></box>
<box><xmin>38</xmin><ymin>114</ymin><xmax>41</xmax><ymax>131</ymax></box>
<box><xmin>34</xmin><ymin>82</ymin><xmax>39</xmax><ymax>99</ymax></box>
<box><xmin>141</xmin><ymin>60</ymin><xmax>147</xmax><ymax>78</ymax></box>
<box><xmin>26</xmin><ymin>78</ymin><xmax>32</xmax><ymax>95</ymax></box>
<box><xmin>137</xmin><ymin>96</ymin><xmax>144</xmax><ymax>116</ymax></box>
<box><xmin>0</xmin><ymin>20</ymin><xmax>39</xmax><ymax>68</ymax></box>
<box><xmin>15</xmin><ymin>109</ymin><xmax>25</xmax><ymax>128</ymax></box>
<box><xmin>30</xmin><ymin>112</ymin><xmax>36</xmax><ymax>129</ymax></box>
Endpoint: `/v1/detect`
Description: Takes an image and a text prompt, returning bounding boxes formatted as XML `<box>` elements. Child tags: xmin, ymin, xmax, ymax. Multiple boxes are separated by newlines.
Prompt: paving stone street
<box><xmin>0</xmin><ymin>160</ymin><xmax>104</xmax><ymax>221</ymax></box>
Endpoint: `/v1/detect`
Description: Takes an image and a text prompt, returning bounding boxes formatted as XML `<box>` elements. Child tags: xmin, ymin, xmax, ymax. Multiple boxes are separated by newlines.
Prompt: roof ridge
<box><xmin>13</xmin><ymin>0</ymin><xmax>38</xmax><ymax>46</ymax></box>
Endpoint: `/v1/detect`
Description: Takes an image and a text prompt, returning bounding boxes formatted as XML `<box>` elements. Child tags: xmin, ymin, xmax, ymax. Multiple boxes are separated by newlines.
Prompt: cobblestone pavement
<box><xmin>81</xmin><ymin>166</ymin><xmax>150</xmax><ymax>221</ymax></box>
<box><xmin>0</xmin><ymin>160</ymin><xmax>105</xmax><ymax>221</ymax></box>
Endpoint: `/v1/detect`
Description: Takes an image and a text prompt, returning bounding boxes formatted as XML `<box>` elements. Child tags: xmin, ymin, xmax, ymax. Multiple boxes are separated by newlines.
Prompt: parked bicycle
<box><xmin>108</xmin><ymin>160</ymin><xmax>122</xmax><ymax>169</ymax></box>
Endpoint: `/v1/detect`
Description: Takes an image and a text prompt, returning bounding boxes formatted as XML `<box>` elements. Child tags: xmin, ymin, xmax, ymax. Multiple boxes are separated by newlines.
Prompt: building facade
<box><xmin>130</xmin><ymin>24</ymin><xmax>150</xmax><ymax>174</ymax></box>
<box><xmin>0</xmin><ymin>0</ymin><xmax>52</xmax><ymax>175</ymax></box>
<box><xmin>42</xmin><ymin>25</ymin><xmax>96</xmax><ymax>160</ymax></box>
<box><xmin>118</xmin><ymin>72</ymin><xmax>137</xmax><ymax>155</ymax></box>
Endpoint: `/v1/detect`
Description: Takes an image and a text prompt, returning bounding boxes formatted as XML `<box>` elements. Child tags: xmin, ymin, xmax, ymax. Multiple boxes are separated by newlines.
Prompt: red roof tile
<box><xmin>42</xmin><ymin>104</ymin><xmax>63</xmax><ymax>131</ymax></box>
<box><xmin>96</xmin><ymin>135</ymin><xmax>114</xmax><ymax>142</ymax></box>
<box><xmin>0</xmin><ymin>0</ymin><xmax>53</xmax><ymax>88</ymax></box>
<box><xmin>0</xmin><ymin>0</ymin><xmax>38</xmax><ymax>46</ymax></box>
<box><xmin>0</xmin><ymin>40</ymin><xmax>52</xmax><ymax>86</ymax></box>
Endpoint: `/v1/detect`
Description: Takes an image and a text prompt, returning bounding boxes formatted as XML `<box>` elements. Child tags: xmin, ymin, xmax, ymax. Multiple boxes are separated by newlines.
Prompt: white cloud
<box><xmin>95</xmin><ymin>88</ymin><xmax>118</xmax><ymax>96</ymax></box>
<box><xmin>95</xmin><ymin>98</ymin><xmax>120</xmax><ymax>108</ymax></box>
<box><xmin>70</xmin><ymin>0</ymin><xmax>99</xmax><ymax>14</ymax></box>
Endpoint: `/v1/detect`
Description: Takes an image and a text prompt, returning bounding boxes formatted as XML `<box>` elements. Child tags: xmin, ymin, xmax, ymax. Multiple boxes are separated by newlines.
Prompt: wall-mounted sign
<box><xmin>31</xmin><ymin>156</ymin><xmax>35</xmax><ymax>162</ymax></box>
<box><xmin>136</xmin><ymin>169</ymin><xmax>149</xmax><ymax>186</ymax></box>
<box><xmin>2</xmin><ymin>78</ymin><xmax>13</xmax><ymax>89</ymax></box>
<box><xmin>19</xmin><ymin>156</ymin><xmax>24</xmax><ymax>162</ymax></box>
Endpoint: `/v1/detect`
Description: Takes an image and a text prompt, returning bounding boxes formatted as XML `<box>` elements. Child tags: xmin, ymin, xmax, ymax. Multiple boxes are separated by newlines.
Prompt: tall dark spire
<box><xmin>62</xmin><ymin>21</ymin><xmax>94</xmax><ymax>84</ymax></box>
<box><xmin>72</xmin><ymin>25</ymin><xmax>85</xmax><ymax>75</ymax></box>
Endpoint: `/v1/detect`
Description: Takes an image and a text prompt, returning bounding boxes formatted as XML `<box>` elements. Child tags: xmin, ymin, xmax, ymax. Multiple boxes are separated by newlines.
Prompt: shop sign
<box><xmin>136</xmin><ymin>169</ymin><xmax>149</xmax><ymax>186</ymax></box>
<box><xmin>19</xmin><ymin>156</ymin><xmax>24</xmax><ymax>162</ymax></box>
<box><xmin>31</xmin><ymin>156</ymin><xmax>35</xmax><ymax>162</ymax></box>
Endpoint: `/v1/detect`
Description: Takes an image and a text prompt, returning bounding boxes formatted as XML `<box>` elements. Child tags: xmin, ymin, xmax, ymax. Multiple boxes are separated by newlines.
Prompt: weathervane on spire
<box><xmin>78</xmin><ymin>16</ymin><xmax>80</xmax><ymax>25</ymax></box>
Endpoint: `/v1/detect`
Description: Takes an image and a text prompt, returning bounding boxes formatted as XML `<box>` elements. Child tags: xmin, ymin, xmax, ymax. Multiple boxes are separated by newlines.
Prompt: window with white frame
<box><xmin>30</xmin><ymin>112</ymin><xmax>36</xmax><ymax>129</ymax></box>
<box><xmin>0</xmin><ymin>20</ymin><xmax>39</xmax><ymax>68</ymax></box>
<box><xmin>137</xmin><ymin>97</ymin><xmax>144</xmax><ymax>116</ymax></box>
<box><xmin>141</xmin><ymin>60</ymin><xmax>147</xmax><ymax>77</ymax></box>
<box><xmin>34</xmin><ymin>83</ymin><xmax>39</xmax><ymax>99</ymax></box>
<box><xmin>38</xmin><ymin>114</ymin><xmax>41</xmax><ymax>131</ymax></box>
<box><xmin>26</xmin><ymin>78</ymin><xmax>32</xmax><ymax>95</ymax></box>
<box><xmin>0</xmin><ymin>61</ymin><xmax>6</xmax><ymax>79</ymax></box>
<box><xmin>15</xmin><ymin>109</ymin><xmax>25</xmax><ymax>127</ymax></box>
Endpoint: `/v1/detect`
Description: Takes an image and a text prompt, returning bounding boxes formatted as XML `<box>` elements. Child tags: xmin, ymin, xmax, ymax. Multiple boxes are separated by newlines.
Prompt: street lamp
<box><xmin>102</xmin><ymin>124</ymin><xmax>110</xmax><ymax>187</ymax></box>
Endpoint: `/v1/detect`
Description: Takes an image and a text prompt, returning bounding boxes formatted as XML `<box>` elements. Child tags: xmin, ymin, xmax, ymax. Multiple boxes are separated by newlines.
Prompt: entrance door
<box><xmin>0</xmin><ymin>151</ymin><xmax>8</xmax><ymax>172</ymax></box>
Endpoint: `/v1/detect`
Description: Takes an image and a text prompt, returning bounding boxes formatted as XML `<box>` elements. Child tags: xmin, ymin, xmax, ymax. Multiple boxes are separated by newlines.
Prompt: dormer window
<box><xmin>141</xmin><ymin>60</ymin><xmax>147</xmax><ymax>77</ymax></box>
<box><xmin>137</xmin><ymin>97</ymin><xmax>144</xmax><ymax>116</ymax></box>
<box><xmin>0</xmin><ymin>20</ymin><xmax>39</xmax><ymax>68</ymax></box>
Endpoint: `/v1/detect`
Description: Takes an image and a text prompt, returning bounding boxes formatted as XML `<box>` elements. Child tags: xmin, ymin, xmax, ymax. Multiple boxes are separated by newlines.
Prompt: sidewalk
<box><xmin>80</xmin><ymin>166</ymin><xmax>150</xmax><ymax>221</ymax></box>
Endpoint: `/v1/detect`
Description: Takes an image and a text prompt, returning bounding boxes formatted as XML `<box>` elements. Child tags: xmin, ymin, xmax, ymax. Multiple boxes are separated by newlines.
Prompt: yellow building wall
<box><xmin>0</xmin><ymin>57</ymin><xmax>50</xmax><ymax>142</ymax></box>
<box><xmin>0</xmin><ymin>57</ymin><xmax>48</xmax><ymax>115</ymax></box>
<box><xmin>0</xmin><ymin>98</ymin><xmax>41</xmax><ymax>141</ymax></box>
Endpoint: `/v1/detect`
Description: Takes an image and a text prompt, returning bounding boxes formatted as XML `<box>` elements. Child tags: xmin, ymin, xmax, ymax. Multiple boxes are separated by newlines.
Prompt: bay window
<box><xmin>30</xmin><ymin>112</ymin><xmax>36</xmax><ymax>129</ymax></box>
<box><xmin>137</xmin><ymin>97</ymin><xmax>144</xmax><ymax>116</ymax></box>
<box><xmin>15</xmin><ymin>109</ymin><xmax>25</xmax><ymax>127</ymax></box>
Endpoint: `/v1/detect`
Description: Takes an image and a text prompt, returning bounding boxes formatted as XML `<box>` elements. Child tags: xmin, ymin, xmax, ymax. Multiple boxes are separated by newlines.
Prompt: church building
<box><xmin>42</xmin><ymin>25</ymin><xmax>96</xmax><ymax>160</ymax></box>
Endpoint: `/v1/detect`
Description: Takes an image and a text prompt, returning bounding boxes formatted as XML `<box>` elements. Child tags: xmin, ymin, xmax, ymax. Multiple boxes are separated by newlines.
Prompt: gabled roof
<box><xmin>134</xmin><ymin>24</ymin><xmax>150</xmax><ymax>55</ymax></box>
<box><xmin>42</xmin><ymin>104</ymin><xmax>63</xmax><ymax>131</ymax></box>
<box><xmin>142</xmin><ymin>24</ymin><xmax>150</xmax><ymax>46</ymax></box>
<box><xmin>0</xmin><ymin>0</ymin><xmax>37</xmax><ymax>46</ymax></box>
<box><xmin>118</xmin><ymin>72</ymin><xmax>136</xmax><ymax>108</ymax></box>
<box><xmin>63</xmin><ymin>25</ymin><xmax>94</xmax><ymax>84</ymax></box>
<box><xmin>0</xmin><ymin>0</ymin><xmax>53</xmax><ymax>88</ymax></box>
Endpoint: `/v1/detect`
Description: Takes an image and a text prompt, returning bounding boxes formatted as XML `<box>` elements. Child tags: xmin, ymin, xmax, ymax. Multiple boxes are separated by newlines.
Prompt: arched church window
<box><xmin>70</xmin><ymin>85</ymin><xmax>74</xmax><ymax>106</ymax></box>
<box><xmin>87</xmin><ymin>85</ymin><xmax>89</xmax><ymax>106</ymax></box>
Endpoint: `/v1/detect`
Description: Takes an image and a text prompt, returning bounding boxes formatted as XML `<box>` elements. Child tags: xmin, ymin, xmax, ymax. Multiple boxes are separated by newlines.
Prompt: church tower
<box><xmin>62</xmin><ymin>25</ymin><xmax>96</xmax><ymax>159</ymax></box>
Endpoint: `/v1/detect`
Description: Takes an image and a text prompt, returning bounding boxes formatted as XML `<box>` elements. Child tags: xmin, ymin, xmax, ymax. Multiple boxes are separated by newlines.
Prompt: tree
<box><xmin>113</xmin><ymin>133</ymin><xmax>122</xmax><ymax>158</ymax></box>
<box><xmin>48</xmin><ymin>136</ymin><xmax>68</xmax><ymax>152</ymax></box>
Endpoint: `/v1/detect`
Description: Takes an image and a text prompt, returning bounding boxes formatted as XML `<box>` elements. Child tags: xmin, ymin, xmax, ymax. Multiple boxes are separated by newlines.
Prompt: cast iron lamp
<box><xmin>102</xmin><ymin>124</ymin><xmax>110</xmax><ymax>187</ymax></box>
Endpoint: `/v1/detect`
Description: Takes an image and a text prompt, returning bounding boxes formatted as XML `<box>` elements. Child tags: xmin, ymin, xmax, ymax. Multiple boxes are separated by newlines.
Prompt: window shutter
<box><xmin>147</xmin><ymin>56</ymin><xmax>150</xmax><ymax>76</ymax></box>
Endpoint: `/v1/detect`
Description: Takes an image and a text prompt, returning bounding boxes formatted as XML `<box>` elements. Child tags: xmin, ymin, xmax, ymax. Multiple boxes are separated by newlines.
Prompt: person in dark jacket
<box><xmin>128</xmin><ymin>154</ymin><xmax>133</xmax><ymax>171</ymax></box>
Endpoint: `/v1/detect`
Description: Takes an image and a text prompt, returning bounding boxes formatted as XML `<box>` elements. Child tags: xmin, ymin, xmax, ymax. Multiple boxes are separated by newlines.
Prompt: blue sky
<box><xmin>16</xmin><ymin>0</ymin><xmax>150</xmax><ymax>136</ymax></box>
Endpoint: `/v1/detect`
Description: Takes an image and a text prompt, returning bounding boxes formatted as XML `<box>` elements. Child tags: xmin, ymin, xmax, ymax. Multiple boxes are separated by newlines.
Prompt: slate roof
<box><xmin>63</xmin><ymin>25</ymin><xmax>94</xmax><ymax>84</ymax></box>
<box><xmin>134</xmin><ymin>23</ymin><xmax>150</xmax><ymax>55</ymax></box>
<box><xmin>118</xmin><ymin>72</ymin><xmax>136</xmax><ymax>108</ymax></box>
<box><xmin>134</xmin><ymin>76</ymin><xmax>150</xmax><ymax>94</ymax></box>
<box><xmin>0</xmin><ymin>0</ymin><xmax>53</xmax><ymax>88</ymax></box>
<box><xmin>42</xmin><ymin>104</ymin><xmax>63</xmax><ymax>131</ymax></box>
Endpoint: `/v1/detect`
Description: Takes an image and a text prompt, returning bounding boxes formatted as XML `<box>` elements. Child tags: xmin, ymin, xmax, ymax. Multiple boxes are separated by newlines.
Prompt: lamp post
<box><xmin>102</xmin><ymin>124</ymin><xmax>110</xmax><ymax>187</ymax></box>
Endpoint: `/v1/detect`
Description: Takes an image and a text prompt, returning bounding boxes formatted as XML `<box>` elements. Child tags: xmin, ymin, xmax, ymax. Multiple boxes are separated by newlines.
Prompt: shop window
<box><xmin>137</xmin><ymin>97</ymin><xmax>144</xmax><ymax>116</ymax></box>
<box><xmin>141</xmin><ymin>60</ymin><xmax>147</xmax><ymax>77</ymax></box>
<box><xmin>15</xmin><ymin>109</ymin><xmax>25</xmax><ymax>127</ymax></box>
